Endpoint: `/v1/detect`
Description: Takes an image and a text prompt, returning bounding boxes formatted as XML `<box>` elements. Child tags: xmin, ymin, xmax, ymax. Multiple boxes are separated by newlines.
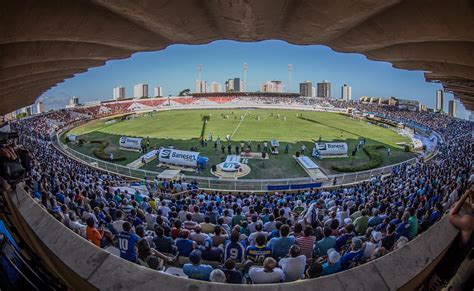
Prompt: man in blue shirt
<box><xmin>340</xmin><ymin>237</ymin><xmax>363</xmax><ymax>270</ymax></box>
<box><xmin>321</xmin><ymin>249</ymin><xmax>341</xmax><ymax>275</ymax></box>
<box><xmin>315</xmin><ymin>227</ymin><xmax>336</xmax><ymax>256</ymax></box>
<box><xmin>117</xmin><ymin>222</ymin><xmax>140</xmax><ymax>263</ymax></box>
<box><xmin>224</xmin><ymin>232</ymin><xmax>246</xmax><ymax>263</ymax></box>
<box><xmin>183</xmin><ymin>250</ymin><xmax>214</xmax><ymax>281</ymax></box>
<box><xmin>267</xmin><ymin>224</ymin><xmax>295</xmax><ymax>259</ymax></box>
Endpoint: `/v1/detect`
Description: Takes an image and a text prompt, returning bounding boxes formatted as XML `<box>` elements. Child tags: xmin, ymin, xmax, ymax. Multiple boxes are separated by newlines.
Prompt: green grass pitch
<box><xmin>66</xmin><ymin>108</ymin><xmax>415</xmax><ymax>179</ymax></box>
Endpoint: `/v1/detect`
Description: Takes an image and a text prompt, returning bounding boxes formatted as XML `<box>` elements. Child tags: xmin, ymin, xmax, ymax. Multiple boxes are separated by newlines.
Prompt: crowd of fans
<box><xmin>8</xmin><ymin>97</ymin><xmax>473</xmax><ymax>284</ymax></box>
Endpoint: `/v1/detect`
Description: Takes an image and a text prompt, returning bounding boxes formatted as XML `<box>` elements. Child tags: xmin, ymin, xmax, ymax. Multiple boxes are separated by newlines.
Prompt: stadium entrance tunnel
<box><xmin>1</xmin><ymin>0</ymin><xmax>474</xmax><ymax>114</ymax></box>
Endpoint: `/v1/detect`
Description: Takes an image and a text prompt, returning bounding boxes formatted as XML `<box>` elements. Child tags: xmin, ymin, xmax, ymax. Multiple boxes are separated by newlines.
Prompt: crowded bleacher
<box><xmin>8</xmin><ymin>96</ymin><xmax>473</xmax><ymax>284</ymax></box>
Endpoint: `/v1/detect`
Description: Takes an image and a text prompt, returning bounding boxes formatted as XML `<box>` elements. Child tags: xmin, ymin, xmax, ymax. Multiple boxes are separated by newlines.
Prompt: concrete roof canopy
<box><xmin>1</xmin><ymin>0</ymin><xmax>473</xmax><ymax>114</ymax></box>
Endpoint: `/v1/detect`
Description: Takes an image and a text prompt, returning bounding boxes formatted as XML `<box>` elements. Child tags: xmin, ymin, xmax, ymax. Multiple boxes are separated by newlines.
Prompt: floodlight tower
<box><xmin>288</xmin><ymin>64</ymin><xmax>293</xmax><ymax>93</ymax></box>
<box><xmin>243</xmin><ymin>62</ymin><xmax>248</xmax><ymax>92</ymax></box>
<box><xmin>198</xmin><ymin>64</ymin><xmax>202</xmax><ymax>81</ymax></box>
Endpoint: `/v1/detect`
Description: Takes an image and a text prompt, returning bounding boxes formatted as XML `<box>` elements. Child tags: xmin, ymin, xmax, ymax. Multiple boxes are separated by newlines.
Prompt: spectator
<box><xmin>296</xmin><ymin>225</ymin><xmax>316</xmax><ymax>260</ymax></box>
<box><xmin>153</xmin><ymin>225</ymin><xmax>177</xmax><ymax>255</ymax></box>
<box><xmin>221</xmin><ymin>259</ymin><xmax>243</xmax><ymax>284</ymax></box>
<box><xmin>267</xmin><ymin>224</ymin><xmax>296</xmax><ymax>259</ymax></box>
<box><xmin>224</xmin><ymin>232</ymin><xmax>246</xmax><ymax>263</ymax></box>
<box><xmin>183</xmin><ymin>250</ymin><xmax>214</xmax><ymax>281</ymax></box>
<box><xmin>321</xmin><ymin>249</ymin><xmax>341</xmax><ymax>276</ymax></box>
<box><xmin>200</xmin><ymin>239</ymin><xmax>223</xmax><ymax>262</ymax></box>
<box><xmin>246</xmin><ymin>233</ymin><xmax>272</xmax><ymax>264</ymax></box>
<box><xmin>315</xmin><ymin>227</ymin><xmax>336</xmax><ymax>256</ymax></box>
<box><xmin>278</xmin><ymin>245</ymin><xmax>306</xmax><ymax>281</ymax></box>
<box><xmin>175</xmin><ymin>229</ymin><xmax>196</xmax><ymax>257</ymax></box>
<box><xmin>210</xmin><ymin>269</ymin><xmax>226</xmax><ymax>283</ymax></box>
<box><xmin>249</xmin><ymin>257</ymin><xmax>285</xmax><ymax>284</ymax></box>
<box><xmin>117</xmin><ymin>222</ymin><xmax>140</xmax><ymax>263</ymax></box>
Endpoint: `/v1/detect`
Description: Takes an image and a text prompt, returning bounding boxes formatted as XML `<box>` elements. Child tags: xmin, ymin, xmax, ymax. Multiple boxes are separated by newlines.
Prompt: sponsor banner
<box><xmin>297</xmin><ymin>156</ymin><xmax>319</xmax><ymax>169</ymax></box>
<box><xmin>119</xmin><ymin>136</ymin><xmax>142</xmax><ymax>150</ymax></box>
<box><xmin>267</xmin><ymin>182</ymin><xmax>322</xmax><ymax>191</ymax></box>
<box><xmin>316</xmin><ymin>142</ymin><xmax>348</xmax><ymax>156</ymax></box>
<box><xmin>159</xmin><ymin>148</ymin><xmax>199</xmax><ymax>167</ymax></box>
<box><xmin>225</xmin><ymin>155</ymin><xmax>241</xmax><ymax>164</ymax></box>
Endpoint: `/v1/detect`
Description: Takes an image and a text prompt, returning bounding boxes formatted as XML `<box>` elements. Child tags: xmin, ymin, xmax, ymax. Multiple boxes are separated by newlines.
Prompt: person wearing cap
<box><xmin>321</xmin><ymin>249</ymin><xmax>341</xmax><ymax>276</ymax></box>
<box><xmin>339</xmin><ymin>237</ymin><xmax>363</xmax><ymax>270</ymax></box>
<box><xmin>200</xmin><ymin>238</ymin><xmax>223</xmax><ymax>262</ymax></box>
<box><xmin>362</xmin><ymin>230</ymin><xmax>382</xmax><ymax>260</ymax></box>
<box><xmin>278</xmin><ymin>245</ymin><xmax>306</xmax><ymax>282</ymax></box>
<box><xmin>249</xmin><ymin>257</ymin><xmax>285</xmax><ymax>284</ymax></box>
<box><xmin>183</xmin><ymin>250</ymin><xmax>214</xmax><ymax>281</ymax></box>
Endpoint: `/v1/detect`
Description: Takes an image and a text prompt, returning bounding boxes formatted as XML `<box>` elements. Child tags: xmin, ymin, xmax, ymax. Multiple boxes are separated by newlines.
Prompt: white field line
<box><xmin>230</xmin><ymin>111</ymin><xmax>249</xmax><ymax>138</ymax></box>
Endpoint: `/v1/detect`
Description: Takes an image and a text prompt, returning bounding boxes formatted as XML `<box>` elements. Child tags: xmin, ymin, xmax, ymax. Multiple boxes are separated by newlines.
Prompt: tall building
<box><xmin>448</xmin><ymin>100</ymin><xmax>457</xmax><ymax>117</ymax></box>
<box><xmin>312</xmin><ymin>86</ymin><xmax>316</xmax><ymax>97</ymax></box>
<box><xmin>195</xmin><ymin>80</ymin><xmax>207</xmax><ymax>93</ymax></box>
<box><xmin>233</xmin><ymin>78</ymin><xmax>241</xmax><ymax>92</ymax></box>
<box><xmin>153</xmin><ymin>86</ymin><xmax>163</xmax><ymax>97</ymax></box>
<box><xmin>299</xmin><ymin>81</ymin><xmax>312</xmax><ymax>97</ymax></box>
<box><xmin>69</xmin><ymin>96</ymin><xmax>79</xmax><ymax>106</ymax></box>
<box><xmin>225</xmin><ymin>78</ymin><xmax>244</xmax><ymax>92</ymax></box>
<box><xmin>211</xmin><ymin>82</ymin><xmax>222</xmax><ymax>93</ymax></box>
<box><xmin>317</xmin><ymin>81</ymin><xmax>331</xmax><ymax>98</ymax></box>
<box><xmin>341</xmin><ymin>84</ymin><xmax>352</xmax><ymax>101</ymax></box>
<box><xmin>113</xmin><ymin>86</ymin><xmax>125</xmax><ymax>100</ymax></box>
<box><xmin>260</xmin><ymin>81</ymin><xmax>284</xmax><ymax>93</ymax></box>
<box><xmin>435</xmin><ymin>90</ymin><xmax>444</xmax><ymax>112</ymax></box>
<box><xmin>20</xmin><ymin>105</ymin><xmax>33</xmax><ymax>116</ymax></box>
<box><xmin>36</xmin><ymin>101</ymin><xmax>45</xmax><ymax>114</ymax></box>
<box><xmin>133</xmin><ymin>83</ymin><xmax>148</xmax><ymax>98</ymax></box>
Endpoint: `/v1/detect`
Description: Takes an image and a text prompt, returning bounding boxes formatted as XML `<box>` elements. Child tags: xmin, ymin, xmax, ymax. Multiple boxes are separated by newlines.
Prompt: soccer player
<box><xmin>224</xmin><ymin>232</ymin><xmax>246</xmax><ymax>263</ymax></box>
<box><xmin>117</xmin><ymin>221</ymin><xmax>140</xmax><ymax>263</ymax></box>
<box><xmin>246</xmin><ymin>233</ymin><xmax>272</xmax><ymax>265</ymax></box>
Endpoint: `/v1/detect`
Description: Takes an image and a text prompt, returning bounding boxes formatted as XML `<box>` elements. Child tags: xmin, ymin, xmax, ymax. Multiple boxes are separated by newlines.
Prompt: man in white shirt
<box><xmin>112</xmin><ymin>210</ymin><xmax>126</xmax><ymax>233</ymax></box>
<box><xmin>249</xmin><ymin>257</ymin><xmax>285</xmax><ymax>284</ymax></box>
<box><xmin>144</xmin><ymin>207</ymin><xmax>156</xmax><ymax>230</ymax></box>
<box><xmin>278</xmin><ymin>245</ymin><xmax>306</xmax><ymax>282</ymax></box>
<box><xmin>362</xmin><ymin>231</ymin><xmax>382</xmax><ymax>260</ymax></box>
<box><xmin>248</xmin><ymin>223</ymin><xmax>269</xmax><ymax>246</ymax></box>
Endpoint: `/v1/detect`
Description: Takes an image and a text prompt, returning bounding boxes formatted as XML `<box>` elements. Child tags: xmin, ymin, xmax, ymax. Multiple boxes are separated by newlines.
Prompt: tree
<box><xmin>178</xmin><ymin>89</ymin><xmax>191</xmax><ymax>96</ymax></box>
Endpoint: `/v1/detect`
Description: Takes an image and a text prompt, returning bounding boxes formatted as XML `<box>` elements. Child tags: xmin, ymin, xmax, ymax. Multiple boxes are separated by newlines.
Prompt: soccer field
<box><xmin>66</xmin><ymin>108</ymin><xmax>415</xmax><ymax>179</ymax></box>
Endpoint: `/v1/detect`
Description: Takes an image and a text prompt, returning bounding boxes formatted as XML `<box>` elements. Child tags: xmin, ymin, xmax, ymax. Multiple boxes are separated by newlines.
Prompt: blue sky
<box><xmin>38</xmin><ymin>40</ymin><xmax>469</xmax><ymax>118</ymax></box>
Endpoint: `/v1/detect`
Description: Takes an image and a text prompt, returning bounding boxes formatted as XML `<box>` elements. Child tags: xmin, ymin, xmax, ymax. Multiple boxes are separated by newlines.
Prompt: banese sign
<box><xmin>314</xmin><ymin>142</ymin><xmax>348</xmax><ymax>156</ymax></box>
<box><xmin>119</xmin><ymin>136</ymin><xmax>142</xmax><ymax>151</ymax></box>
<box><xmin>158</xmin><ymin>148</ymin><xmax>200</xmax><ymax>167</ymax></box>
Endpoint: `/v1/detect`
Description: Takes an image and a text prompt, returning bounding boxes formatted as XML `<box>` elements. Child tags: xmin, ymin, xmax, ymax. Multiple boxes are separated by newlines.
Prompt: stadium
<box><xmin>0</xmin><ymin>1</ymin><xmax>473</xmax><ymax>291</ymax></box>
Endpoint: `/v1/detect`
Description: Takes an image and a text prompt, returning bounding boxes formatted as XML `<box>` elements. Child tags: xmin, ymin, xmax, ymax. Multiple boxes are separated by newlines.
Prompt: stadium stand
<box><xmin>6</xmin><ymin>97</ymin><xmax>473</xmax><ymax>284</ymax></box>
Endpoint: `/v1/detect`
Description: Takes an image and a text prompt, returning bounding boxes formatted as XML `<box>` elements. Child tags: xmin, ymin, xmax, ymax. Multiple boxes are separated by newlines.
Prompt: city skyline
<box><xmin>35</xmin><ymin>40</ymin><xmax>469</xmax><ymax>118</ymax></box>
